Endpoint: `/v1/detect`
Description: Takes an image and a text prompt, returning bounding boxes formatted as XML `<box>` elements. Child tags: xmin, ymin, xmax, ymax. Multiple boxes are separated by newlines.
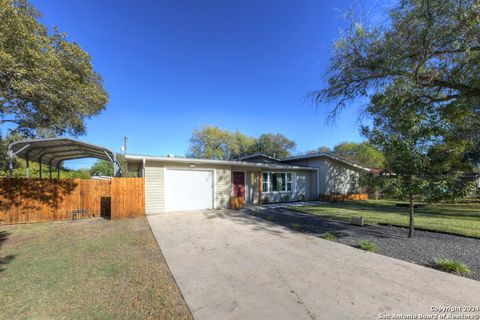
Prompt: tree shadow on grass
<box><xmin>244</xmin><ymin>207</ymin><xmax>408</xmax><ymax>240</ymax></box>
<box><xmin>303</xmin><ymin>201</ymin><xmax>480</xmax><ymax>219</ymax></box>
<box><xmin>0</xmin><ymin>230</ymin><xmax>16</xmax><ymax>272</ymax></box>
<box><xmin>416</xmin><ymin>211</ymin><xmax>480</xmax><ymax>219</ymax></box>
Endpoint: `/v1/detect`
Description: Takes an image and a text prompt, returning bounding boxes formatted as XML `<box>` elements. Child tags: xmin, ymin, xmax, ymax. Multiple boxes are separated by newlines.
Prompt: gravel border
<box><xmin>243</xmin><ymin>207</ymin><xmax>480</xmax><ymax>281</ymax></box>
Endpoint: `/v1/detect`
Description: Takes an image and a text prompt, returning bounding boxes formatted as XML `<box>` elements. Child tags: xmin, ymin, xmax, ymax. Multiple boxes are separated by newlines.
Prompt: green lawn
<box><xmin>292</xmin><ymin>200</ymin><xmax>480</xmax><ymax>238</ymax></box>
<box><xmin>0</xmin><ymin>218</ymin><xmax>192</xmax><ymax>320</ymax></box>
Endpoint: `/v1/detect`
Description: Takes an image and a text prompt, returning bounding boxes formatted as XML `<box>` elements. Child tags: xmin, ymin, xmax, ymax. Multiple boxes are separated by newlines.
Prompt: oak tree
<box><xmin>0</xmin><ymin>0</ymin><xmax>108</xmax><ymax>136</ymax></box>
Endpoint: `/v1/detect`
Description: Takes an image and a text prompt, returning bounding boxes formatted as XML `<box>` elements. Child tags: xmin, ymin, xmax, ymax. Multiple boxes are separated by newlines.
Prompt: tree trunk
<box><xmin>408</xmin><ymin>193</ymin><xmax>414</xmax><ymax>238</ymax></box>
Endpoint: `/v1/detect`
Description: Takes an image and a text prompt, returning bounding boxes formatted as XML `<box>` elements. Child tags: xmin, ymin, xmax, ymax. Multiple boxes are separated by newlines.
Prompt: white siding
<box><xmin>144</xmin><ymin>161</ymin><xmax>232</xmax><ymax>212</ymax></box>
<box><xmin>215</xmin><ymin>168</ymin><xmax>231</xmax><ymax>209</ymax></box>
<box><xmin>145</xmin><ymin>162</ymin><xmax>164</xmax><ymax>214</ymax></box>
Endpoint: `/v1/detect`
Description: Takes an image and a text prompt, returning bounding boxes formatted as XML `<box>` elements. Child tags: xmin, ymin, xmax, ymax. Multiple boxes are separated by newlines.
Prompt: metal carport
<box><xmin>7</xmin><ymin>138</ymin><xmax>121</xmax><ymax>178</ymax></box>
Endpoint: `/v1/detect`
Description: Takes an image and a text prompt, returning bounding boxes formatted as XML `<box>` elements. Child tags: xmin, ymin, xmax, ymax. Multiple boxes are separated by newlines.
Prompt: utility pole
<box><xmin>121</xmin><ymin>136</ymin><xmax>128</xmax><ymax>154</ymax></box>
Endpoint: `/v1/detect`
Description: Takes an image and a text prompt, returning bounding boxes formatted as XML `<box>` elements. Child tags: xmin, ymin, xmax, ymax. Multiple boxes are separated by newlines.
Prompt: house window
<box><xmin>262</xmin><ymin>172</ymin><xmax>294</xmax><ymax>193</ymax></box>
<box><xmin>286</xmin><ymin>173</ymin><xmax>292</xmax><ymax>191</ymax></box>
<box><xmin>262</xmin><ymin>173</ymin><xmax>269</xmax><ymax>192</ymax></box>
<box><xmin>271</xmin><ymin>173</ymin><xmax>279</xmax><ymax>191</ymax></box>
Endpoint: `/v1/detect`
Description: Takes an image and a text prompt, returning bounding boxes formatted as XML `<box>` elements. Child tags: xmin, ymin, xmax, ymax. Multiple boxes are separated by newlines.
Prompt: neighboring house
<box><xmin>125</xmin><ymin>153</ymin><xmax>370</xmax><ymax>214</ymax></box>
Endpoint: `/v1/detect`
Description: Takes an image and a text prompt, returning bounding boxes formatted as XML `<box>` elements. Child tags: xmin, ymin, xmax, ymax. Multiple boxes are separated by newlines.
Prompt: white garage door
<box><xmin>165</xmin><ymin>169</ymin><xmax>213</xmax><ymax>212</ymax></box>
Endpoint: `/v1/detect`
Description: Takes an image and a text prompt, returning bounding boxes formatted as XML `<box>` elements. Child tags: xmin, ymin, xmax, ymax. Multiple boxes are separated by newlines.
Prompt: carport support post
<box><xmin>49</xmin><ymin>160</ymin><xmax>52</xmax><ymax>180</ymax></box>
<box><xmin>113</xmin><ymin>153</ymin><xmax>121</xmax><ymax>177</ymax></box>
<box><xmin>25</xmin><ymin>156</ymin><xmax>29</xmax><ymax>178</ymax></box>
<box><xmin>57</xmin><ymin>162</ymin><xmax>60</xmax><ymax>179</ymax></box>
<box><xmin>39</xmin><ymin>156</ymin><xmax>42</xmax><ymax>179</ymax></box>
<box><xmin>8</xmin><ymin>150</ymin><xmax>13</xmax><ymax>178</ymax></box>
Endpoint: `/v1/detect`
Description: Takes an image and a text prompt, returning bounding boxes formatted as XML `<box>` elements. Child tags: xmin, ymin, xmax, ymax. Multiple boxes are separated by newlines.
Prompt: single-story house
<box><xmin>125</xmin><ymin>153</ymin><xmax>370</xmax><ymax>214</ymax></box>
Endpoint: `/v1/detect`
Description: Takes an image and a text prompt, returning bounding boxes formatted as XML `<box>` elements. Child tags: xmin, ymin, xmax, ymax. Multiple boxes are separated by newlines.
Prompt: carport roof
<box><xmin>8</xmin><ymin>138</ymin><xmax>116</xmax><ymax>167</ymax></box>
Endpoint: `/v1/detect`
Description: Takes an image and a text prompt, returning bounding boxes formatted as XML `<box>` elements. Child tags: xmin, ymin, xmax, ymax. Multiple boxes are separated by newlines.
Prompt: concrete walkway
<box><xmin>148</xmin><ymin>210</ymin><xmax>480</xmax><ymax>320</ymax></box>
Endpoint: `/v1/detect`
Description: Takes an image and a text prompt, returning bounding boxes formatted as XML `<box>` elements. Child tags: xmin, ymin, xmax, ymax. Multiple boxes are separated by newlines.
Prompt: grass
<box><xmin>292</xmin><ymin>200</ymin><xmax>480</xmax><ymax>238</ymax></box>
<box><xmin>290</xmin><ymin>223</ymin><xmax>301</xmax><ymax>230</ymax></box>
<box><xmin>0</xmin><ymin>218</ymin><xmax>192</xmax><ymax>320</ymax></box>
<box><xmin>434</xmin><ymin>258</ymin><xmax>473</xmax><ymax>276</ymax></box>
<box><xmin>320</xmin><ymin>232</ymin><xmax>337</xmax><ymax>241</ymax></box>
<box><xmin>358</xmin><ymin>240</ymin><xmax>378</xmax><ymax>252</ymax></box>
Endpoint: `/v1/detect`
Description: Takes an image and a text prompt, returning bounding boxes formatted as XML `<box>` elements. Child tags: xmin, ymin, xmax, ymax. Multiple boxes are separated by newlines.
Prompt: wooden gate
<box><xmin>111</xmin><ymin>178</ymin><xmax>145</xmax><ymax>219</ymax></box>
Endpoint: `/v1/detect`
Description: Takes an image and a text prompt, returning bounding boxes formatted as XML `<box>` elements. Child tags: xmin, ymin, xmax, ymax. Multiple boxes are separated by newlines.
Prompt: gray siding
<box><xmin>242</xmin><ymin>170</ymin><xmax>314</xmax><ymax>204</ymax></box>
<box><xmin>262</xmin><ymin>172</ymin><xmax>310</xmax><ymax>203</ymax></box>
<box><xmin>309</xmin><ymin>171</ymin><xmax>318</xmax><ymax>199</ymax></box>
<box><xmin>293</xmin><ymin>172</ymin><xmax>309</xmax><ymax>200</ymax></box>
<box><xmin>145</xmin><ymin>162</ymin><xmax>165</xmax><ymax>214</ymax></box>
<box><xmin>287</xmin><ymin>158</ymin><xmax>361</xmax><ymax>195</ymax></box>
<box><xmin>248</xmin><ymin>170</ymin><xmax>314</xmax><ymax>204</ymax></box>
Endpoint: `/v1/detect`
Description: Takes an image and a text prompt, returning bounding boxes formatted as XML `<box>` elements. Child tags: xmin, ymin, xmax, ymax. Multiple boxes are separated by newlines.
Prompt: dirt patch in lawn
<box><xmin>0</xmin><ymin>218</ymin><xmax>192</xmax><ymax>320</ymax></box>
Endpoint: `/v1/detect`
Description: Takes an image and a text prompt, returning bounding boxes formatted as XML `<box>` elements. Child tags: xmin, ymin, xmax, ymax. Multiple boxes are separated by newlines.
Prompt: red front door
<box><xmin>233</xmin><ymin>172</ymin><xmax>245</xmax><ymax>199</ymax></box>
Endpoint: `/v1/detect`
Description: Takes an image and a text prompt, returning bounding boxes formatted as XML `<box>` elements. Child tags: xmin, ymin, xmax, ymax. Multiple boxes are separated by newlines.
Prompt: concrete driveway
<box><xmin>148</xmin><ymin>210</ymin><xmax>480</xmax><ymax>320</ymax></box>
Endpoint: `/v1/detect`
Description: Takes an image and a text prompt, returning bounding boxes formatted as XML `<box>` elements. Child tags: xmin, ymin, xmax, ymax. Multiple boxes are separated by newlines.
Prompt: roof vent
<box><xmin>167</xmin><ymin>154</ymin><xmax>175</xmax><ymax>158</ymax></box>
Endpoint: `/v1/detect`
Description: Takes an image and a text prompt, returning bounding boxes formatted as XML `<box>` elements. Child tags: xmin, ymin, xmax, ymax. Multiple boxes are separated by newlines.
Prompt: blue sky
<box><xmin>30</xmin><ymin>0</ymin><xmax>381</xmax><ymax>168</ymax></box>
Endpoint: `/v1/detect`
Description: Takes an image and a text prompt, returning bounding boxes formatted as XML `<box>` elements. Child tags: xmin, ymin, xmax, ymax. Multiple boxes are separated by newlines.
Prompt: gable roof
<box><xmin>282</xmin><ymin>153</ymin><xmax>371</xmax><ymax>171</ymax></box>
<box><xmin>238</xmin><ymin>154</ymin><xmax>284</xmax><ymax>164</ymax></box>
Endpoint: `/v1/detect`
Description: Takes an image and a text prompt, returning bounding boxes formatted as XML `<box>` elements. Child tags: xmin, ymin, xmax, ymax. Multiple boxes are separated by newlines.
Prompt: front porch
<box><xmin>230</xmin><ymin>169</ymin><xmax>314</xmax><ymax>209</ymax></box>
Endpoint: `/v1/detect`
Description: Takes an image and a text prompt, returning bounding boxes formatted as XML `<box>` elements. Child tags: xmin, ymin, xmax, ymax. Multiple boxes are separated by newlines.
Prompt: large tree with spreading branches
<box><xmin>362</xmin><ymin>86</ymin><xmax>475</xmax><ymax>238</ymax></box>
<box><xmin>317</xmin><ymin>0</ymin><xmax>480</xmax><ymax>237</ymax></box>
<box><xmin>187</xmin><ymin>126</ymin><xmax>296</xmax><ymax>160</ymax></box>
<box><xmin>0</xmin><ymin>0</ymin><xmax>108</xmax><ymax>137</ymax></box>
<box><xmin>316</xmin><ymin>0</ymin><xmax>480</xmax><ymax>163</ymax></box>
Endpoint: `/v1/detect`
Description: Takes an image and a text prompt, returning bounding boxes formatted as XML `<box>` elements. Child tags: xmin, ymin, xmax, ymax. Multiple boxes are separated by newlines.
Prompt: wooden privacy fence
<box><xmin>0</xmin><ymin>178</ymin><xmax>145</xmax><ymax>225</ymax></box>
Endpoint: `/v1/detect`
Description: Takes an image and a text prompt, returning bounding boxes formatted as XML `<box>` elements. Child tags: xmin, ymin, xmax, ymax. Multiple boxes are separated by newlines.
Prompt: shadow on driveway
<box><xmin>240</xmin><ymin>207</ymin><xmax>480</xmax><ymax>281</ymax></box>
<box><xmin>203</xmin><ymin>210</ymin><xmax>289</xmax><ymax>238</ymax></box>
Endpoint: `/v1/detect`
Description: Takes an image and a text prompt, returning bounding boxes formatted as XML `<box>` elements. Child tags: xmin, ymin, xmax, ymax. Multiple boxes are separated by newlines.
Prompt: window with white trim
<box><xmin>262</xmin><ymin>172</ymin><xmax>295</xmax><ymax>193</ymax></box>
<box><xmin>286</xmin><ymin>173</ymin><xmax>292</xmax><ymax>191</ymax></box>
<box><xmin>262</xmin><ymin>173</ymin><xmax>269</xmax><ymax>192</ymax></box>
